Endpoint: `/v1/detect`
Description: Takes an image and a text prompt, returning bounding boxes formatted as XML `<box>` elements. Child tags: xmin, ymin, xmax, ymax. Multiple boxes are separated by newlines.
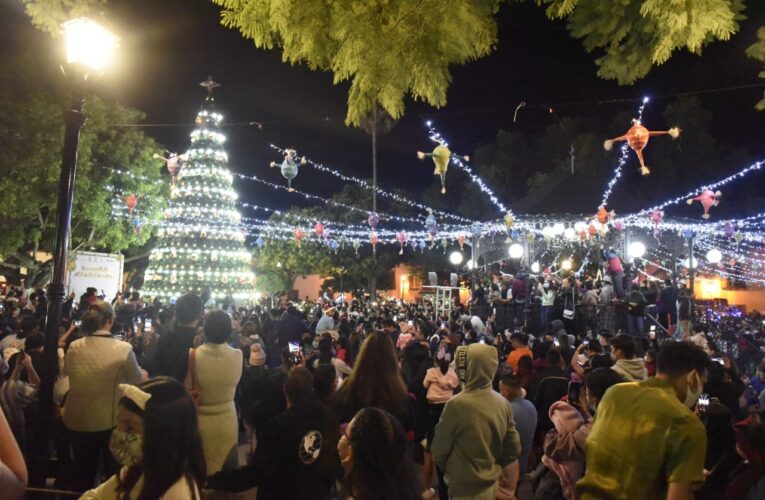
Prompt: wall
<box><xmin>694</xmin><ymin>276</ymin><xmax>765</xmax><ymax>313</ymax></box>
<box><xmin>292</xmin><ymin>274</ymin><xmax>326</xmax><ymax>301</ymax></box>
<box><xmin>291</xmin><ymin>264</ymin><xmax>470</xmax><ymax>304</ymax></box>
<box><xmin>291</xmin><ymin>264</ymin><xmax>420</xmax><ymax>302</ymax></box>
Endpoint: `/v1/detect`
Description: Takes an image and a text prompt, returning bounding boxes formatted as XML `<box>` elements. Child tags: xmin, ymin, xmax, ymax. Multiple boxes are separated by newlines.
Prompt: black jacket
<box><xmin>154</xmin><ymin>325</ymin><xmax>198</xmax><ymax>382</ymax></box>
<box><xmin>207</xmin><ymin>398</ymin><xmax>336</xmax><ymax>500</ymax></box>
<box><xmin>277</xmin><ymin>316</ymin><xmax>310</xmax><ymax>348</ymax></box>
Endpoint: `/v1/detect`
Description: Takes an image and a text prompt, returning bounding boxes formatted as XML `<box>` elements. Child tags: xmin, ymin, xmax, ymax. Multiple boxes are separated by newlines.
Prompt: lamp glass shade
<box><xmin>449</xmin><ymin>251</ymin><xmax>463</xmax><ymax>265</ymax></box>
<box><xmin>63</xmin><ymin>17</ymin><xmax>118</xmax><ymax>70</ymax></box>
<box><xmin>508</xmin><ymin>243</ymin><xmax>524</xmax><ymax>259</ymax></box>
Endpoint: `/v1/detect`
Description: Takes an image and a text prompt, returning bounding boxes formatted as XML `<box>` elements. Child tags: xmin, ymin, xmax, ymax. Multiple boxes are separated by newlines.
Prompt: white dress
<box><xmin>190</xmin><ymin>342</ymin><xmax>243</xmax><ymax>474</ymax></box>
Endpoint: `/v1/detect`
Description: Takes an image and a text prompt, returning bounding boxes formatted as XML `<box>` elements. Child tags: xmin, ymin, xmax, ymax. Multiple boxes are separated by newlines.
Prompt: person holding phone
<box><xmin>535</xmin><ymin>369</ymin><xmax>624</xmax><ymax>499</ymax></box>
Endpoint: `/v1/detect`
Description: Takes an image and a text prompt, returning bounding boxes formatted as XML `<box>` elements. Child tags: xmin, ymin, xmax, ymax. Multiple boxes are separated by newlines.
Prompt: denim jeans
<box><xmin>628</xmin><ymin>315</ymin><xmax>645</xmax><ymax>338</ymax></box>
<box><xmin>541</xmin><ymin>306</ymin><xmax>554</xmax><ymax>330</ymax></box>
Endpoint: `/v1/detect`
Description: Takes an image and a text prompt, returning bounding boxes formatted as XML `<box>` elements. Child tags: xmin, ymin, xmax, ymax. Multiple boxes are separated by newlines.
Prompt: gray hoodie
<box><xmin>611</xmin><ymin>357</ymin><xmax>647</xmax><ymax>382</ymax></box>
<box><xmin>431</xmin><ymin>343</ymin><xmax>520</xmax><ymax>497</ymax></box>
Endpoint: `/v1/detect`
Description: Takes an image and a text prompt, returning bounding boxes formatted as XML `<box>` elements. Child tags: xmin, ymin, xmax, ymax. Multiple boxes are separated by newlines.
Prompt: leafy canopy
<box><xmin>538</xmin><ymin>0</ymin><xmax>746</xmax><ymax>84</ymax></box>
<box><xmin>746</xmin><ymin>27</ymin><xmax>765</xmax><ymax>110</ymax></box>
<box><xmin>211</xmin><ymin>0</ymin><xmax>504</xmax><ymax>125</ymax></box>
<box><xmin>0</xmin><ymin>91</ymin><xmax>168</xmax><ymax>280</ymax></box>
<box><xmin>20</xmin><ymin>0</ymin><xmax>106</xmax><ymax>35</ymax></box>
<box><xmin>19</xmin><ymin>0</ymin><xmax>765</xmax><ymax>116</ymax></box>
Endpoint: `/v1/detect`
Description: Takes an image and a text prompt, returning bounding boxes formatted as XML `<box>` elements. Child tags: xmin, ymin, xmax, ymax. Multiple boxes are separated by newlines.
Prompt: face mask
<box><xmin>683</xmin><ymin>371</ymin><xmax>702</xmax><ymax>409</ymax></box>
<box><xmin>110</xmin><ymin>429</ymin><xmax>143</xmax><ymax>466</ymax></box>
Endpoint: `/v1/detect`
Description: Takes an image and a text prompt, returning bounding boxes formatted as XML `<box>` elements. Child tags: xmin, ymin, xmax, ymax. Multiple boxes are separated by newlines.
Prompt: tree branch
<box><xmin>124</xmin><ymin>250</ymin><xmax>151</xmax><ymax>264</ymax></box>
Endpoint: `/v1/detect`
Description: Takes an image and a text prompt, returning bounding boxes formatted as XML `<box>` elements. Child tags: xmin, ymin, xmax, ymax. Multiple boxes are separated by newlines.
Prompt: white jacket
<box><xmin>63</xmin><ymin>332</ymin><xmax>142</xmax><ymax>432</ymax></box>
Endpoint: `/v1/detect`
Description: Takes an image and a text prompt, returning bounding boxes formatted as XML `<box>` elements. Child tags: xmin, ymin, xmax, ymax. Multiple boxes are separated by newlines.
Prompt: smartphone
<box><xmin>582</xmin><ymin>340</ymin><xmax>589</xmax><ymax>346</ymax></box>
<box><xmin>698</xmin><ymin>393</ymin><xmax>710</xmax><ymax>412</ymax></box>
<box><xmin>712</xmin><ymin>357</ymin><xmax>725</xmax><ymax>365</ymax></box>
<box><xmin>568</xmin><ymin>381</ymin><xmax>582</xmax><ymax>404</ymax></box>
<box><xmin>440</xmin><ymin>322</ymin><xmax>447</xmax><ymax>329</ymax></box>
<box><xmin>288</xmin><ymin>341</ymin><xmax>300</xmax><ymax>353</ymax></box>
<box><xmin>649</xmin><ymin>331</ymin><xmax>656</xmax><ymax>340</ymax></box>
<box><xmin>74</xmin><ymin>320</ymin><xmax>81</xmax><ymax>327</ymax></box>
<box><xmin>479</xmin><ymin>338</ymin><xmax>486</xmax><ymax>344</ymax></box>
<box><xmin>408</xmin><ymin>320</ymin><xmax>414</xmax><ymax>326</ymax></box>
<box><xmin>553</xmin><ymin>338</ymin><xmax>560</xmax><ymax>347</ymax></box>
<box><xmin>650</xmin><ymin>325</ymin><xmax>656</xmax><ymax>332</ymax></box>
<box><xmin>144</xmin><ymin>318</ymin><xmax>152</xmax><ymax>330</ymax></box>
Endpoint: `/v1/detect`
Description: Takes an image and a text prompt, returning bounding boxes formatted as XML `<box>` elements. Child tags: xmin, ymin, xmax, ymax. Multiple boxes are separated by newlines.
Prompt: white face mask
<box><xmin>683</xmin><ymin>371</ymin><xmax>702</xmax><ymax>409</ymax></box>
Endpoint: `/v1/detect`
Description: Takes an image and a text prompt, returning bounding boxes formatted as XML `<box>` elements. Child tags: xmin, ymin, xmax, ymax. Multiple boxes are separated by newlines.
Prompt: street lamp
<box><xmin>628</xmin><ymin>241</ymin><xmax>646</xmax><ymax>260</ymax></box>
<box><xmin>508</xmin><ymin>243</ymin><xmax>524</xmax><ymax>259</ymax></box>
<box><xmin>63</xmin><ymin>18</ymin><xmax>119</xmax><ymax>70</ymax></box>
<box><xmin>706</xmin><ymin>248</ymin><xmax>722</xmax><ymax>264</ymax></box>
<box><xmin>449</xmin><ymin>251</ymin><xmax>464</xmax><ymax>266</ymax></box>
<box><xmin>43</xmin><ymin>17</ymin><xmax>118</xmax><ymax>423</ymax></box>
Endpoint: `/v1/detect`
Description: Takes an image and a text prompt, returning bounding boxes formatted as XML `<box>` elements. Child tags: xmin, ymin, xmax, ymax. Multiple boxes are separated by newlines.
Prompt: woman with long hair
<box><xmin>81</xmin><ymin>377</ymin><xmax>206</xmax><ymax>499</ymax></box>
<box><xmin>332</xmin><ymin>332</ymin><xmax>411</xmax><ymax>427</ymax></box>
<box><xmin>338</xmin><ymin>407</ymin><xmax>421</xmax><ymax>500</ymax></box>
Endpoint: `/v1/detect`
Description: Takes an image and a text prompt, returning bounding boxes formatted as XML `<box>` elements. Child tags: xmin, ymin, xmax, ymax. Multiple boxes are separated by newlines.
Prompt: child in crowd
<box><xmin>422</xmin><ymin>344</ymin><xmax>459</xmax><ymax>499</ymax></box>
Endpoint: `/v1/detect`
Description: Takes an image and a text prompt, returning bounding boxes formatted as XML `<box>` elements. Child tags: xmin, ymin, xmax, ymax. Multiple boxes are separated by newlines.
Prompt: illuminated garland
<box><xmin>636</xmin><ymin>159</ymin><xmax>765</xmax><ymax>215</ymax></box>
<box><xmin>425</xmin><ymin>122</ymin><xmax>510</xmax><ymax>216</ymax></box>
<box><xmin>268</xmin><ymin>144</ymin><xmax>472</xmax><ymax>223</ymax></box>
<box><xmin>600</xmin><ymin>97</ymin><xmax>649</xmax><ymax>207</ymax></box>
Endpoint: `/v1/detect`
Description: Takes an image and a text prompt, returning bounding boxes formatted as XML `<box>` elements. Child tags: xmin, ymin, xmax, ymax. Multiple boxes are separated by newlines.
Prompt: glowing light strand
<box><xmin>268</xmin><ymin>144</ymin><xmax>472</xmax><ymax>223</ymax></box>
<box><xmin>425</xmin><ymin>122</ymin><xmax>510</xmax><ymax>216</ymax></box>
<box><xmin>599</xmin><ymin>97</ymin><xmax>649</xmax><ymax>207</ymax></box>
<box><xmin>637</xmin><ymin>159</ymin><xmax>765</xmax><ymax>215</ymax></box>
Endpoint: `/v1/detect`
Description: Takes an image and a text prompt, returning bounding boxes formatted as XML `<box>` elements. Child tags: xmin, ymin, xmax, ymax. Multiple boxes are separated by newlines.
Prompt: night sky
<box><xmin>3</xmin><ymin>0</ymin><xmax>765</xmax><ymax>215</ymax></box>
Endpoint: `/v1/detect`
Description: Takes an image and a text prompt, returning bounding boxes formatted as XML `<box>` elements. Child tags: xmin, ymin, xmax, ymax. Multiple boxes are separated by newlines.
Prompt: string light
<box><xmin>268</xmin><ymin>144</ymin><xmax>472</xmax><ymax>223</ymax></box>
<box><xmin>425</xmin><ymin>122</ymin><xmax>511</xmax><ymax>216</ymax></box>
<box><xmin>635</xmin><ymin>159</ymin><xmax>765</xmax><ymax>215</ymax></box>
<box><xmin>600</xmin><ymin>97</ymin><xmax>649</xmax><ymax>207</ymax></box>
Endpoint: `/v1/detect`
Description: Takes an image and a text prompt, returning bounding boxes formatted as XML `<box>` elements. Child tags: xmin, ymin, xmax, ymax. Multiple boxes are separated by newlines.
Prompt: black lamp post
<box><xmin>40</xmin><ymin>18</ymin><xmax>118</xmax><ymax>423</ymax></box>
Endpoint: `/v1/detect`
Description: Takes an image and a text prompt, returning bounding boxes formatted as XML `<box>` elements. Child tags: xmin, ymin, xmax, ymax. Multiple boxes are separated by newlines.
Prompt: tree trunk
<box><xmin>370</xmin><ymin>104</ymin><xmax>378</xmax><ymax>302</ymax></box>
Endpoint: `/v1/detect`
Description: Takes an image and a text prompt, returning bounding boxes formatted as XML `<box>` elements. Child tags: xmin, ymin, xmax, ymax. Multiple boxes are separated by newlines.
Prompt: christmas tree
<box><xmin>143</xmin><ymin>77</ymin><xmax>255</xmax><ymax>302</ymax></box>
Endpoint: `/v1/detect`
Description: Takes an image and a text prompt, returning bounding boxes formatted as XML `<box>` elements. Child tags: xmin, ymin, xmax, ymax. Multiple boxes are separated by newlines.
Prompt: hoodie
<box><xmin>611</xmin><ymin>358</ymin><xmax>647</xmax><ymax>382</ymax></box>
<box><xmin>550</xmin><ymin>320</ymin><xmax>567</xmax><ymax>338</ymax></box>
<box><xmin>431</xmin><ymin>344</ymin><xmax>520</xmax><ymax>497</ymax></box>
<box><xmin>542</xmin><ymin>401</ymin><xmax>591</xmax><ymax>500</ymax></box>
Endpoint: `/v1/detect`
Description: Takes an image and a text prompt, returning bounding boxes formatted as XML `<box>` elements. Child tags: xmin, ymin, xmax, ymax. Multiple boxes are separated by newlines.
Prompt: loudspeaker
<box><xmin>428</xmin><ymin>272</ymin><xmax>438</xmax><ymax>286</ymax></box>
<box><xmin>450</xmin><ymin>273</ymin><xmax>458</xmax><ymax>287</ymax></box>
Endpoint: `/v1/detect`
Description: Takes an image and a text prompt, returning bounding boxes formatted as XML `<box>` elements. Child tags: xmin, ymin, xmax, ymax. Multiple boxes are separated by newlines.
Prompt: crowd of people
<box><xmin>477</xmin><ymin>266</ymin><xmax>694</xmax><ymax>341</ymax></box>
<box><xmin>0</xmin><ymin>275</ymin><xmax>765</xmax><ymax>499</ymax></box>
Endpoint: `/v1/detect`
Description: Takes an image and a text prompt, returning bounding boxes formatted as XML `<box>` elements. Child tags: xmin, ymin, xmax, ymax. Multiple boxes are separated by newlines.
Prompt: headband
<box><xmin>119</xmin><ymin>384</ymin><xmax>152</xmax><ymax>410</ymax></box>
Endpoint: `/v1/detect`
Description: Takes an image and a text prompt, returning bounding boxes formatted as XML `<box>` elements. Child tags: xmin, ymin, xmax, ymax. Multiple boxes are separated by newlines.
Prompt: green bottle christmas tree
<box><xmin>143</xmin><ymin>77</ymin><xmax>255</xmax><ymax>302</ymax></box>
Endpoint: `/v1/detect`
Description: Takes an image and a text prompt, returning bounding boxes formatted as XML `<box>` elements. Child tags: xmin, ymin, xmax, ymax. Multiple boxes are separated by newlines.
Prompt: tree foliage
<box><xmin>538</xmin><ymin>0</ymin><xmax>746</xmax><ymax>84</ymax></box>
<box><xmin>20</xmin><ymin>0</ymin><xmax>765</xmax><ymax>115</ymax></box>
<box><xmin>746</xmin><ymin>27</ymin><xmax>765</xmax><ymax>110</ymax></box>
<box><xmin>211</xmin><ymin>0</ymin><xmax>504</xmax><ymax>126</ymax></box>
<box><xmin>20</xmin><ymin>0</ymin><xmax>106</xmax><ymax>35</ymax></box>
<box><xmin>0</xmin><ymin>91</ymin><xmax>168</xmax><ymax>284</ymax></box>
